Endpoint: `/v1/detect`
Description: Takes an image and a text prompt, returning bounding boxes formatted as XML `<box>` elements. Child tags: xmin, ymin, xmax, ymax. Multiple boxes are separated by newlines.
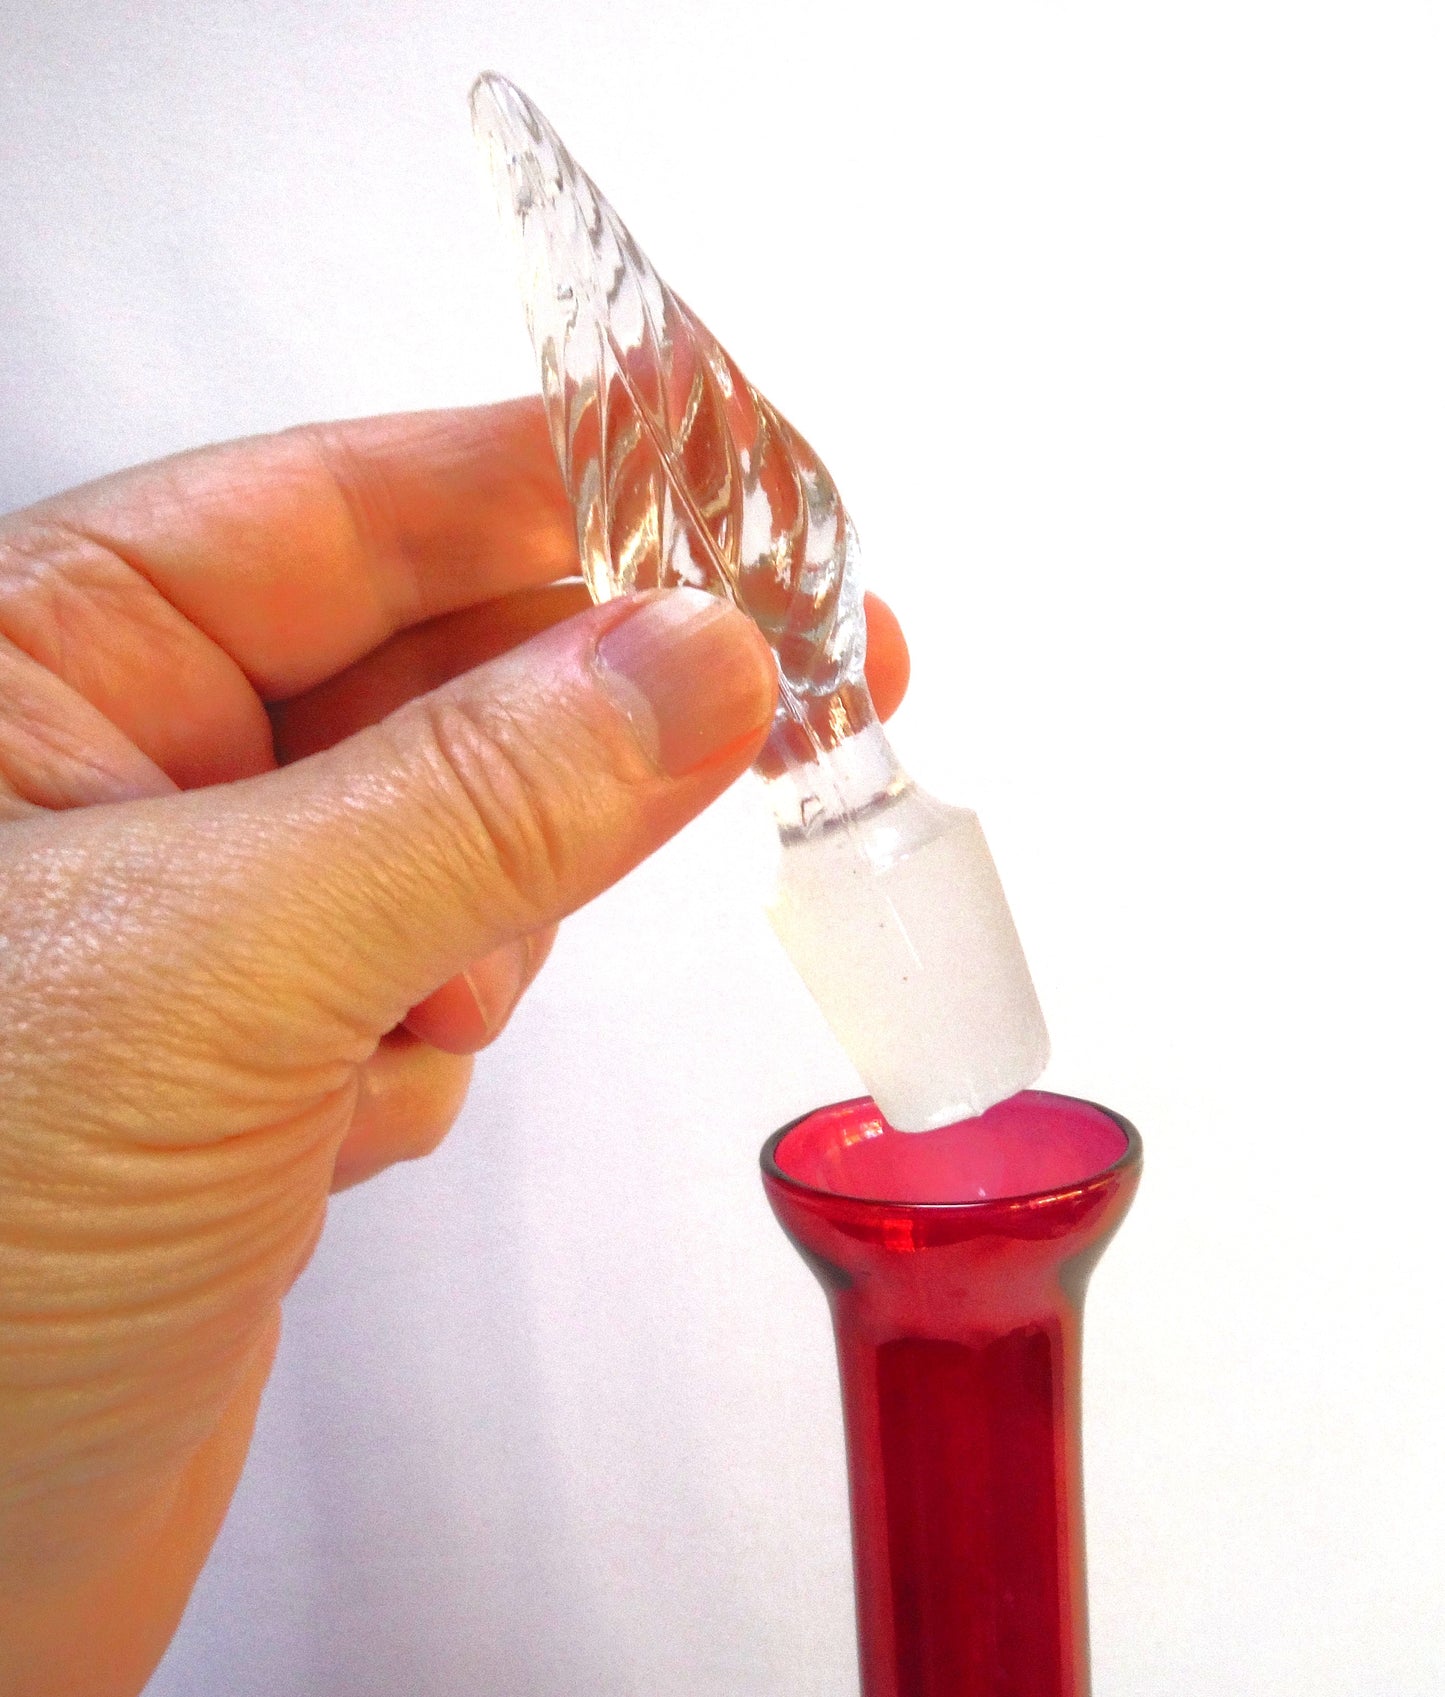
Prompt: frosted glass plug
<box><xmin>472</xmin><ymin>74</ymin><xmax>1048</xmax><ymax>1128</ymax></box>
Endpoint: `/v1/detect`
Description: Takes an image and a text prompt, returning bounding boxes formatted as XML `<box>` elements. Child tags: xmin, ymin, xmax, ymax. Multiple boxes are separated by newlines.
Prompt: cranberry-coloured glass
<box><xmin>761</xmin><ymin>1090</ymin><xmax>1141</xmax><ymax>1697</ymax></box>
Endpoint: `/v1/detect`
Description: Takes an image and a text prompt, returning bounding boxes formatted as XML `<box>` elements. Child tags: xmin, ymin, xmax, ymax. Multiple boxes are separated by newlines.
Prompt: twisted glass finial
<box><xmin>472</xmin><ymin>72</ymin><xmax>873</xmax><ymax>796</ymax></box>
<box><xmin>472</xmin><ymin>74</ymin><xmax>1049</xmax><ymax>1128</ymax></box>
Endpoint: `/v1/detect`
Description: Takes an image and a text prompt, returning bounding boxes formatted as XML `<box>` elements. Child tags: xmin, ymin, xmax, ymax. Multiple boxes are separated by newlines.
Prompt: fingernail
<box><xmin>593</xmin><ymin>590</ymin><xmax>777</xmax><ymax>778</ymax></box>
<box><xmin>462</xmin><ymin>938</ymin><xmax>531</xmax><ymax>1042</ymax></box>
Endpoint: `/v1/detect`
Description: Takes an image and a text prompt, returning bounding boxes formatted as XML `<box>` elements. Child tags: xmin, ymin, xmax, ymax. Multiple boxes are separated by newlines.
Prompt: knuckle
<box><xmin>286</xmin><ymin>422</ymin><xmax>410</xmax><ymax>618</ymax></box>
<box><xmin>408</xmin><ymin>693</ymin><xmax>590</xmax><ymax>923</ymax></box>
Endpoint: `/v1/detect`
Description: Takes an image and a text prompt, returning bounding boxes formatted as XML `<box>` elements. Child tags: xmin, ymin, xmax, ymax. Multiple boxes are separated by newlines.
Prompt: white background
<box><xmin>3</xmin><ymin>2</ymin><xmax>1444</xmax><ymax>1692</ymax></box>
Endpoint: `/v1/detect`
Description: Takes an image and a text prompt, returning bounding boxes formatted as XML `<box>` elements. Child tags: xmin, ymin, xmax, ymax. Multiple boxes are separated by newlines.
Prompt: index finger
<box><xmin>12</xmin><ymin>397</ymin><xmax>576</xmax><ymax>707</ymax></box>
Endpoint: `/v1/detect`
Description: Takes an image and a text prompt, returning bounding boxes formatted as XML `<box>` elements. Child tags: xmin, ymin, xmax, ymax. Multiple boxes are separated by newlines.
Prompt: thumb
<box><xmin>204</xmin><ymin>586</ymin><xmax>777</xmax><ymax>1043</ymax></box>
<box><xmin>0</xmin><ymin>587</ymin><xmax>776</xmax><ymax>1677</ymax></box>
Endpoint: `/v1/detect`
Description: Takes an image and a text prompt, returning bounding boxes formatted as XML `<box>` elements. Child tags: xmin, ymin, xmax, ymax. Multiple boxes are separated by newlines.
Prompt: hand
<box><xmin>0</xmin><ymin>398</ymin><xmax>909</xmax><ymax>1696</ymax></box>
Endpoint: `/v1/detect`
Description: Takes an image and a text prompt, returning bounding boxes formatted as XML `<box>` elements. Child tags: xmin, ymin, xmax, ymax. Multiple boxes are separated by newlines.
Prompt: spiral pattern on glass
<box><xmin>472</xmin><ymin>73</ymin><xmax>868</xmax><ymax>738</ymax></box>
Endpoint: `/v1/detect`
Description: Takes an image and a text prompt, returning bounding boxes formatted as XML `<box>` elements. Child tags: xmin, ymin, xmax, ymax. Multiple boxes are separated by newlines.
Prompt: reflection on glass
<box><xmin>474</xmin><ymin>75</ymin><xmax>1047</xmax><ymax>1127</ymax></box>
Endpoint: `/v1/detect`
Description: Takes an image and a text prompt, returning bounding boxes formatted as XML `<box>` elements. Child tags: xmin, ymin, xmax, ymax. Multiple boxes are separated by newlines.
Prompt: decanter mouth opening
<box><xmin>763</xmin><ymin>1090</ymin><xmax>1139</xmax><ymax>1209</ymax></box>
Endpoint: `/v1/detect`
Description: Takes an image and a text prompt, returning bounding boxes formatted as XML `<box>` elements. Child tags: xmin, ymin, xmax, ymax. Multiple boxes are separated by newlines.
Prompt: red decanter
<box><xmin>762</xmin><ymin>1090</ymin><xmax>1141</xmax><ymax>1697</ymax></box>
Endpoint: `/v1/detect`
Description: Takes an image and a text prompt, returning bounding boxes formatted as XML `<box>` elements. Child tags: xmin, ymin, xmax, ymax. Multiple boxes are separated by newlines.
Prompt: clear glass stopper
<box><xmin>471</xmin><ymin>73</ymin><xmax>1048</xmax><ymax>1127</ymax></box>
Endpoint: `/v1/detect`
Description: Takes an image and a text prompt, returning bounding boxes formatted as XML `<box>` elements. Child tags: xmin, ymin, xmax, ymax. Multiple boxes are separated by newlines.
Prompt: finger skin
<box><xmin>1</xmin><ymin>399</ymin><xmax>910</xmax><ymax>804</ymax></box>
<box><xmin>275</xmin><ymin>580</ymin><xmax>907</xmax><ymax>1062</ymax></box>
<box><xmin>272</xmin><ymin>582</ymin><xmax>595</xmax><ymax>763</ymax></box>
<box><xmin>13</xmin><ymin>398</ymin><xmax>577</xmax><ymax>697</ymax></box>
<box><xmin>400</xmin><ymin>929</ymin><xmax>557</xmax><ymax>1058</ymax></box>
<box><xmin>168</xmin><ymin>596</ymin><xmax>777</xmax><ymax>1051</ymax></box>
<box><xmin>273</xmin><ymin>584</ymin><xmax>911</xmax><ymax>764</ymax></box>
<box><xmin>0</xmin><ymin>399</ymin><xmax>576</xmax><ymax>788</ymax></box>
<box><xmin>331</xmin><ymin>1034</ymin><xmax>476</xmax><ymax>1193</ymax></box>
<box><xmin>0</xmin><ymin>1316</ymin><xmax>280</xmax><ymax>1697</ymax></box>
<box><xmin>862</xmin><ymin>591</ymin><xmax>910</xmax><ymax>722</ymax></box>
<box><xmin>0</xmin><ymin>398</ymin><xmax>911</xmax><ymax>1694</ymax></box>
<box><xmin>0</xmin><ymin>590</ymin><xmax>777</xmax><ymax>1694</ymax></box>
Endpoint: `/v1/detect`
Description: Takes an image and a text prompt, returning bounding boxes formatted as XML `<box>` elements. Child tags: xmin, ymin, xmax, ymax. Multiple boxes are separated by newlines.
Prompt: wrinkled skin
<box><xmin>0</xmin><ymin>399</ymin><xmax>909</xmax><ymax>1695</ymax></box>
